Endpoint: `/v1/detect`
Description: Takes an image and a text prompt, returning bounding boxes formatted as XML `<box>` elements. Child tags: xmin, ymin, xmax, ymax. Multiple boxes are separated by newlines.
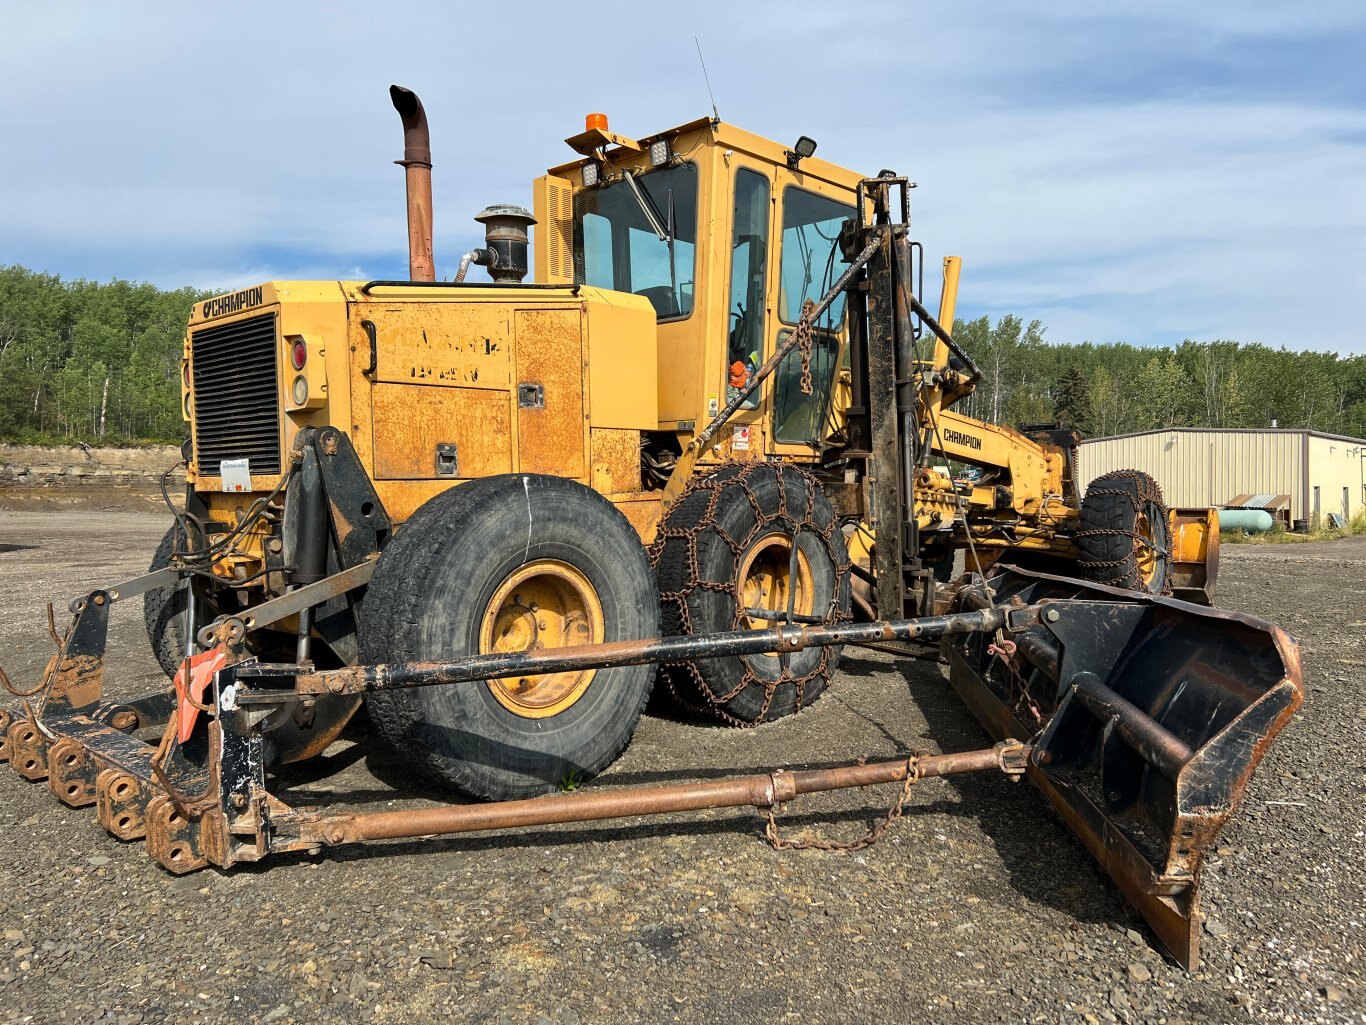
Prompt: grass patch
<box><xmin>1222</xmin><ymin>509</ymin><xmax>1366</xmax><ymax>544</ymax></box>
<box><xmin>0</xmin><ymin>430</ymin><xmax>184</xmax><ymax>448</ymax></box>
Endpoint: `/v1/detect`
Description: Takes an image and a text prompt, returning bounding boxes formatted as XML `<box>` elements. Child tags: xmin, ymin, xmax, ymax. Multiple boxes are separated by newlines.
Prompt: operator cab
<box><xmin>534</xmin><ymin>114</ymin><xmax>868</xmax><ymax>458</ymax></box>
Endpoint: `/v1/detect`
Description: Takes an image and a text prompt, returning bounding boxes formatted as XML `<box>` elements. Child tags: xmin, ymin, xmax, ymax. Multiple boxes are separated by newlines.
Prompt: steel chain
<box><xmin>764</xmin><ymin>755</ymin><xmax>925</xmax><ymax>853</ymax></box>
<box><xmin>795</xmin><ymin>298</ymin><xmax>817</xmax><ymax>396</ymax></box>
<box><xmin>649</xmin><ymin>462</ymin><xmax>852</xmax><ymax>727</ymax></box>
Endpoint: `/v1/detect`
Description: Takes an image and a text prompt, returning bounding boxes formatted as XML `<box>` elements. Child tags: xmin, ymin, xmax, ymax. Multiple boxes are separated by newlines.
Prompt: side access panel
<box><xmin>514</xmin><ymin>308</ymin><xmax>585</xmax><ymax>478</ymax></box>
<box><xmin>352</xmin><ymin>302</ymin><xmax>515</xmax><ymax>483</ymax></box>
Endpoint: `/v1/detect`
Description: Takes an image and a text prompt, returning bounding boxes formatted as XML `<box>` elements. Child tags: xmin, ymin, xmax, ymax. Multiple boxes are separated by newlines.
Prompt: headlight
<box><xmin>291</xmin><ymin>375</ymin><xmax>309</xmax><ymax>406</ymax></box>
<box><xmin>183</xmin><ymin>393</ymin><xmax>192</xmax><ymax>418</ymax></box>
<box><xmin>581</xmin><ymin>162</ymin><xmax>599</xmax><ymax>188</ymax></box>
<box><xmin>649</xmin><ymin>139</ymin><xmax>670</xmax><ymax>167</ymax></box>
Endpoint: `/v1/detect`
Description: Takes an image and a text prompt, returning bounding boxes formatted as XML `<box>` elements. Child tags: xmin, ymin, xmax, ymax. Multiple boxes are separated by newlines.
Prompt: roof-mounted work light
<box><xmin>786</xmin><ymin>136</ymin><xmax>817</xmax><ymax>169</ymax></box>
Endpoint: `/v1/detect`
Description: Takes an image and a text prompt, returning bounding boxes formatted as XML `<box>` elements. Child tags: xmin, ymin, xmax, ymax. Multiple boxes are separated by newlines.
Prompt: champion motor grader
<box><xmin>0</xmin><ymin>86</ymin><xmax>1298</xmax><ymax>969</ymax></box>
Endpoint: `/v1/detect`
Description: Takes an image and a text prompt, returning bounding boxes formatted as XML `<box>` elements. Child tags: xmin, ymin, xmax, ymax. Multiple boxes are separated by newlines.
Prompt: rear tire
<box><xmin>1076</xmin><ymin>470</ymin><xmax>1172</xmax><ymax>595</ymax></box>
<box><xmin>360</xmin><ymin>475</ymin><xmax>658</xmax><ymax>801</ymax></box>
<box><xmin>653</xmin><ymin>464</ymin><xmax>850</xmax><ymax>724</ymax></box>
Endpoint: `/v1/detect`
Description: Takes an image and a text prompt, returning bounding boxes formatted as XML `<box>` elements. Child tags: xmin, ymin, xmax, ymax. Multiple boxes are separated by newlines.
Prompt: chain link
<box><xmin>795</xmin><ymin>298</ymin><xmax>816</xmax><ymax>397</ymax></box>
<box><xmin>649</xmin><ymin>462</ymin><xmax>852</xmax><ymax>726</ymax></box>
<box><xmin>764</xmin><ymin>755</ymin><xmax>925</xmax><ymax>853</ymax></box>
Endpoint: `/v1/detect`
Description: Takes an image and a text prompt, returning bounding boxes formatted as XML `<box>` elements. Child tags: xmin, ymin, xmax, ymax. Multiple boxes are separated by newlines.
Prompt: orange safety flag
<box><xmin>172</xmin><ymin>647</ymin><xmax>229</xmax><ymax>743</ymax></box>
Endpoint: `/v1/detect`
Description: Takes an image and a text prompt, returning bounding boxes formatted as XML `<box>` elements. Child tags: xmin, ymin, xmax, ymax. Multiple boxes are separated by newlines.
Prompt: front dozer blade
<box><xmin>943</xmin><ymin>567</ymin><xmax>1302</xmax><ymax>969</ymax></box>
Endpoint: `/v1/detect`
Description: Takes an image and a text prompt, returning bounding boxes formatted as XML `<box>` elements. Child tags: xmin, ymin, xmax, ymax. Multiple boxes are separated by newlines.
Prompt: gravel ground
<box><xmin>0</xmin><ymin>510</ymin><xmax>1361</xmax><ymax>1025</ymax></box>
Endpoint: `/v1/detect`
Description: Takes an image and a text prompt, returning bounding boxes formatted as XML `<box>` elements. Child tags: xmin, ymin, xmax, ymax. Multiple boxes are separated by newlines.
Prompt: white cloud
<box><xmin>0</xmin><ymin>1</ymin><xmax>1361</xmax><ymax>352</ymax></box>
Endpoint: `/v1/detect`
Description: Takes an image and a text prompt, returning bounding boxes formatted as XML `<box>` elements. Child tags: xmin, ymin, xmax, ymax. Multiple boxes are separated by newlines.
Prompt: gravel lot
<box><xmin>0</xmin><ymin>510</ymin><xmax>1362</xmax><ymax>1025</ymax></box>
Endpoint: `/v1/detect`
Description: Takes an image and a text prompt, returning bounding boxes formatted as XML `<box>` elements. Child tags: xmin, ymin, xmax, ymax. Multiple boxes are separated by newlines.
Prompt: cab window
<box><xmin>774</xmin><ymin>187</ymin><xmax>854</xmax><ymax>444</ymax></box>
<box><xmin>572</xmin><ymin>163</ymin><xmax>698</xmax><ymax>320</ymax></box>
<box><xmin>726</xmin><ymin>169</ymin><xmax>769</xmax><ymax>410</ymax></box>
<box><xmin>778</xmin><ymin>188</ymin><xmax>852</xmax><ymax>325</ymax></box>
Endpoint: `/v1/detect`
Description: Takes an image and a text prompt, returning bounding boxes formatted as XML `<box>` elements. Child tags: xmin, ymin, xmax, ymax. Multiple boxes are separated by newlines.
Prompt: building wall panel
<box><xmin>1079</xmin><ymin>430</ymin><xmax>1309</xmax><ymax>519</ymax></box>
<box><xmin>1306</xmin><ymin>434</ymin><xmax>1365</xmax><ymax>522</ymax></box>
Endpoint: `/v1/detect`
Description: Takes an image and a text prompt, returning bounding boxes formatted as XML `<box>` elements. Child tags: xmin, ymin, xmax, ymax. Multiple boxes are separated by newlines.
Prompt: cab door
<box><xmin>713</xmin><ymin>161</ymin><xmax>776</xmax><ymax>453</ymax></box>
<box><xmin>763</xmin><ymin>171</ymin><xmax>857</xmax><ymax>458</ymax></box>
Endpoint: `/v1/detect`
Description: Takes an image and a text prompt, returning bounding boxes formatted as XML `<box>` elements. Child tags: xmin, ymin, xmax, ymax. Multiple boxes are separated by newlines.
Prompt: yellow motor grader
<box><xmin>0</xmin><ymin>86</ymin><xmax>1295</xmax><ymax>969</ymax></box>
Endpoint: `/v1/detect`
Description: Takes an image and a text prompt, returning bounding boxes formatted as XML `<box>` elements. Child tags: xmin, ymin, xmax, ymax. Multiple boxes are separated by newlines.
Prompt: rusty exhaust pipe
<box><xmin>389</xmin><ymin>85</ymin><xmax>435</xmax><ymax>282</ymax></box>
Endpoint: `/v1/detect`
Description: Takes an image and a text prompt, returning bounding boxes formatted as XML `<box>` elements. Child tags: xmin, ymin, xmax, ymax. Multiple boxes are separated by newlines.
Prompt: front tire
<box><xmin>1076</xmin><ymin>470</ymin><xmax>1172</xmax><ymax>595</ymax></box>
<box><xmin>143</xmin><ymin>523</ymin><xmax>196</xmax><ymax>680</ymax></box>
<box><xmin>360</xmin><ymin>475</ymin><xmax>658</xmax><ymax>801</ymax></box>
<box><xmin>653</xmin><ymin>464</ymin><xmax>850</xmax><ymax>724</ymax></box>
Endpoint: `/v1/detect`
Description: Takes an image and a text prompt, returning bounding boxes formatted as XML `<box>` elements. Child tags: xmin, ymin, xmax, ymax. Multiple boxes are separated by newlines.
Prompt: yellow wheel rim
<box><xmin>1135</xmin><ymin>510</ymin><xmax>1158</xmax><ymax>586</ymax></box>
<box><xmin>480</xmin><ymin>559</ymin><xmax>604</xmax><ymax>719</ymax></box>
<box><xmin>737</xmin><ymin>533</ymin><xmax>815</xmax><ymax>631</ymax></box>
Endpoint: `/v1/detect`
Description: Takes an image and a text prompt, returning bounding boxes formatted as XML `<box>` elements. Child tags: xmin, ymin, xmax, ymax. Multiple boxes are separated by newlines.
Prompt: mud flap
<box><xmin>943</xmin><ymin>567</ymin><xmax>1301</xmax><ymax>969</ymax></box>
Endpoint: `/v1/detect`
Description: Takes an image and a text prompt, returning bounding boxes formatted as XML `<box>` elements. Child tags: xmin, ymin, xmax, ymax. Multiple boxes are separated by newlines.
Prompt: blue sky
<box><xmin>1</xmin><ymin>1</ymin><xmax>1362</xmax><ymax>352</ymax></box>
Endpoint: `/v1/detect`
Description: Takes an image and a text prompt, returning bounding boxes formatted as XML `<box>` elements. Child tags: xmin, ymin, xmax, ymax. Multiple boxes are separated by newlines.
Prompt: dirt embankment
<box><xmin>0</xmin><ymin>444</ymin><xmax>184</xmax><ymax>512</ymax></box>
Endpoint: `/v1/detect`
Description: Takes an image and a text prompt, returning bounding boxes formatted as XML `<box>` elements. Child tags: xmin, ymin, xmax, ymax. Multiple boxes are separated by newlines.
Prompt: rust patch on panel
<box><xmin>371</xmin><ymin>383</ymin><xmax>512</xmax><ymax>480</ymax></box>
<box><xmin>367</xmin><ymin>304</ymin><xmax>511</xmax><ymax>388</ymax></box>
<box><xmin>612</xmin><ymin>494</ymin><xmax>664</xmax><ymax>544</ymax></box>
<box><xmin>590</xmin><ymin>428</ymin><xmax>642</xmax><ymax>493</ymax></box>
<box><xmin>515</xmin><ymin>309</ymin><xmax>585</xmax><ymax>478</ymax></box>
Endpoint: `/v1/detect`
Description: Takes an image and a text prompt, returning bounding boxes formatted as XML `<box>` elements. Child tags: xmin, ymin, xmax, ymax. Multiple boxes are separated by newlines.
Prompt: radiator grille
<box><xmin>191</xmin><ymin>313</ymin><xmax>282</xmax><ymax>476</ymax></box>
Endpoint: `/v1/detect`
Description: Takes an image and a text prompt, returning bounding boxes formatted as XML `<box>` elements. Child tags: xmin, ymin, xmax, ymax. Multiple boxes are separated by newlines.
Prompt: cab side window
<box><xmin>726</xmin><ymin>169</ymin><xmax>769</xmax><ymax>410</ymax></box>
<box><xmin>774</xmin><ymin>187</ymin><xmax>853</xmax><ymax>444</ymax></box>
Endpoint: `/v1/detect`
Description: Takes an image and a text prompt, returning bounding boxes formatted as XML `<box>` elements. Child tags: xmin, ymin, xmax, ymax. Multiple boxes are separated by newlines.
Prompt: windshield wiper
<box><xmin>622</xmin><ymin>170</ymin><xmax>671</xmax><ymax>242</ymax></box>
<box><xmin>667</xmin><ymin>188</ymin><xmax>678</xmax><ymax>299</ymax></box>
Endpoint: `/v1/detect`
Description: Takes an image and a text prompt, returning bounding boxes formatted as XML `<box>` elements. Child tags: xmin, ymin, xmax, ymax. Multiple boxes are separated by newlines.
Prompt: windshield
<box><xmin>572</xmin><ymin>162</ymin><xmax>698</xmax><ymax>320</ymax></box>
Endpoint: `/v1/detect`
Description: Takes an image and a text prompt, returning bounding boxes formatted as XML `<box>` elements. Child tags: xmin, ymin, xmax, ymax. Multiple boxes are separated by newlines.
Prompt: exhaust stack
<box><xmin>389</xmin><ymin>85</ymin><xmax>435</xmax><ymax>282</ymax></box>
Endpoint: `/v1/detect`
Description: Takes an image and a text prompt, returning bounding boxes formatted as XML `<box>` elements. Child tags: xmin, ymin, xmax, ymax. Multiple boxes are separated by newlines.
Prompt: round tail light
<box><xmin>290</xmin><ymin>339</ymin><xmax>307</xmax><ymax>370</ymax></box>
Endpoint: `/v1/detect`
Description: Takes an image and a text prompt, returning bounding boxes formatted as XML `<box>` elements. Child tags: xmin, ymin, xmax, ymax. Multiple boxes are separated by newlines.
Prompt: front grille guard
<box><xmin>190</xmin><ymin>312</ymin><xmax>282</xmax><ymax>478</ymax></box>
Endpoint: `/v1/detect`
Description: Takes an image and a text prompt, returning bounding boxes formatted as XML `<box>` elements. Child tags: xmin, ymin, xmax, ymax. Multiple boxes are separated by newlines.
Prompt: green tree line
<box><xmin>950</xmin><ymin>315</ymin><xmax>1366</xmax><ymax>439</ymax></box>
<box><xmin>1</xmin><ymin>266</ymin><xmax>1363</xmax><ymax>444</ymax></box>
<box><xmin>0</xmin><ymin>266</ymin><xmax>210</xmax><ymax>444</ymax></box>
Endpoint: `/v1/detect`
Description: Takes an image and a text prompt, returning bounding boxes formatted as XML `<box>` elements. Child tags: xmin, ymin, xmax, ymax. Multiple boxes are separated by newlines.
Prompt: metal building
<box><xmin>1077</xmin><ymin>428</ymin><xmax>1366</xmax><ymax>526</ymax></box>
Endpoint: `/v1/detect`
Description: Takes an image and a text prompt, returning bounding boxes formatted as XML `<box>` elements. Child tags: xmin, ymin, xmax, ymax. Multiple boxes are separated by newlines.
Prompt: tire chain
<box><xmin>794</xmin><ymin>298</ymin><xmax>816</xmax><ymax>396</ymax></box>
<box><xmin>649</xmin><ymin>462</ymin><xmax>852</xmax><ymax>727</ymax></box>
<box><xmin>1074</xmin><ymin>468</ymin><xmax>1174</xmax><ymax>595</ymax></box>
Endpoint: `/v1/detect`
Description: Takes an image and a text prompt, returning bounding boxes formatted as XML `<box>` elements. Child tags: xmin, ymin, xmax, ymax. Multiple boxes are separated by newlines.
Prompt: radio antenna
<box><xmin>694</xmin><ymin>37</ymin><xmax>720</xmax><ymax>123</ymax></box>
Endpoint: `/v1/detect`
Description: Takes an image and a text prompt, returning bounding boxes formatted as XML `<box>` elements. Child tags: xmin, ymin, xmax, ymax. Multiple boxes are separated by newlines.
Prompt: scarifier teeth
<box><xmin>96</xmin><ymin>769</ymin><xmax>147</xmax><ymax>841</ymax></box>
<box><xmin>145</xmin><ymin>795</ymin><xmax>209</xmax><ymax>874</ymax></box>
<box><xmin>47</xmin><ymin>737</ymin><xmax>97</xmax><ymax>807</ymax></box>
<box><xmin>6</xmin><ymin>720</ymin><xmax>50</xmax><ymax>781</ymax></box>
<box><xmin>4</xmin><ymin>715</ymin><xmax>218</xmax><ymax>873</ymax></box>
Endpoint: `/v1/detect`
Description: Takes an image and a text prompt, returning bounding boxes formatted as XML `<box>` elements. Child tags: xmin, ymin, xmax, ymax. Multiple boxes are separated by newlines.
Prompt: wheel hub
<box><xmin>737</xmin><ymin>533</ymin><xmax>815</xmax><ymax>630</ymax></box>
<box><xmin>480</xmin><ymin>560</ymin><xmax>604</xmax><ymax>718</ymax></box>
<box><xmin>1136</xmin><ymin>510</ymin><xmax>1158</xmax><ymax>586</ymax></box>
